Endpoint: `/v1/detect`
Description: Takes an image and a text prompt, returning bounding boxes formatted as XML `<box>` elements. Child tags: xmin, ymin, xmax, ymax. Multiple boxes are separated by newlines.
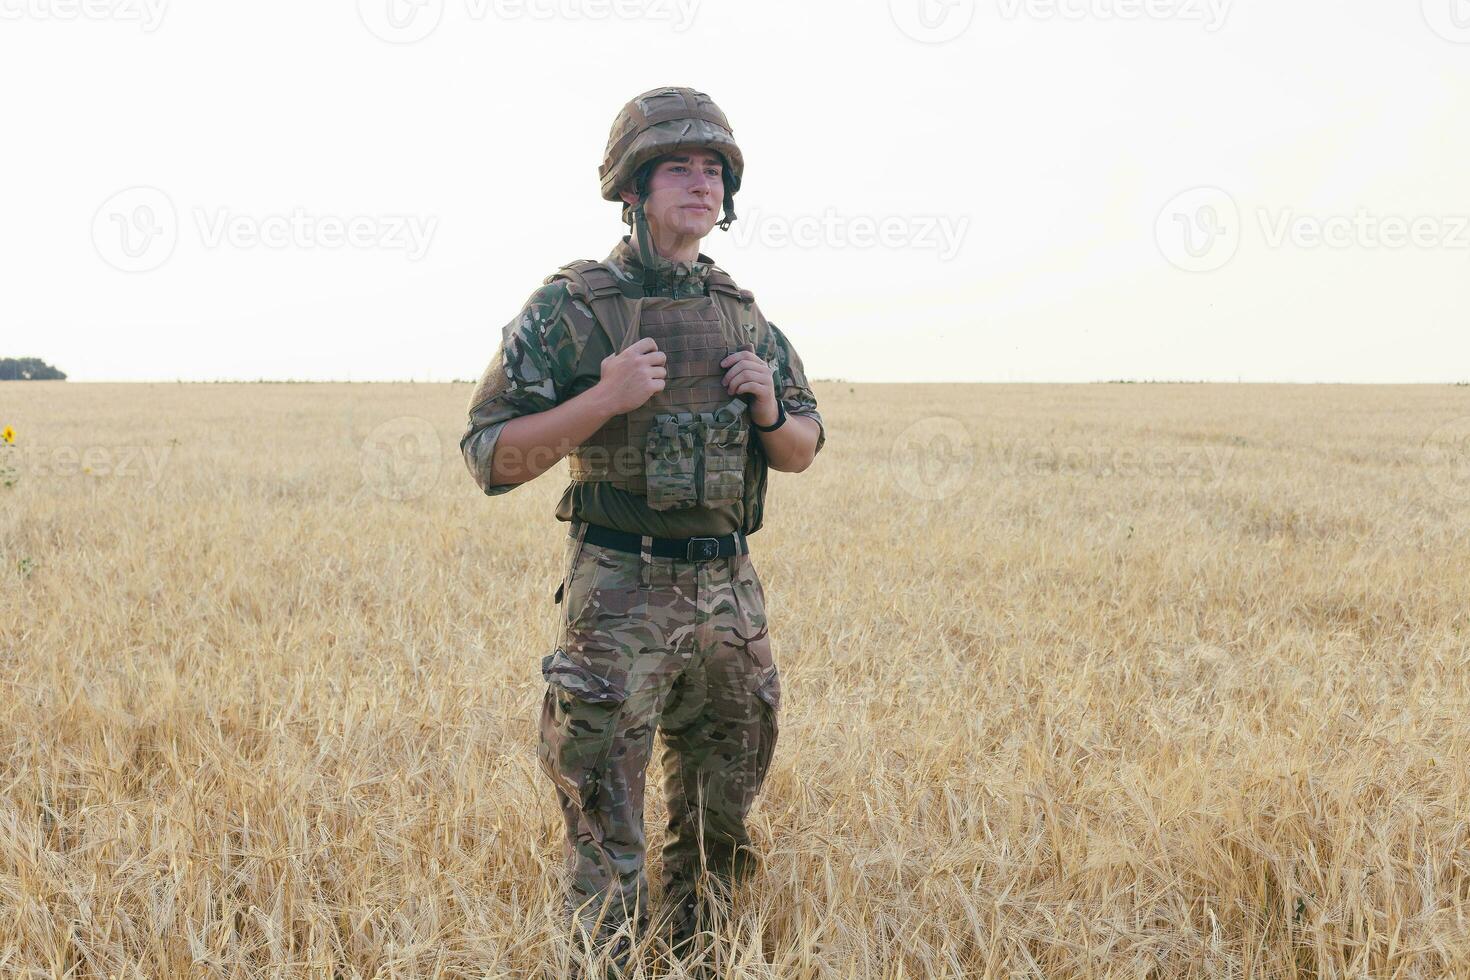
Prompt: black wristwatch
<box><xmin>752</xmin><ymin>400</ymin><xmax>786</xmax><ymax>432</ymax></box>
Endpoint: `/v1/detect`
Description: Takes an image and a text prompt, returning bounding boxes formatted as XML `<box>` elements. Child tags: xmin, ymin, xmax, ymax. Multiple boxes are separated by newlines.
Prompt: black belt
<box><xmin>571</xmin><ymin>520</ymin><xmax>748</xmax><ymax>562</ymax></box>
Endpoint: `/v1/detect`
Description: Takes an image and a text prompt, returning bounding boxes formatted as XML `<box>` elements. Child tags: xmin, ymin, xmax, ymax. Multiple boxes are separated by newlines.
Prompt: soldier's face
<box><xmin>637</xmin><ymin>152</ymin><xmax>725</xmax><ymax>239</ymax></box>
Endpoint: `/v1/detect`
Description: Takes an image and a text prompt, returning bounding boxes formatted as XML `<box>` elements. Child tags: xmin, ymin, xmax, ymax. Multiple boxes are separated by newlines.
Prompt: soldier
<box><xmin>460</xmin><ymin>86</ymin><xmax>825</xmax><ymax>972</ymax></box>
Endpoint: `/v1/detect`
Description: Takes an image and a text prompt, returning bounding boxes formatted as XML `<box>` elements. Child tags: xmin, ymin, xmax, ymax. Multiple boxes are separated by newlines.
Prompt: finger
<box><xmin>729</xmin><ymin>376</ymin><xmax>763</xmax><ymax>396</ymax></box>
<box><xmin>629</xmin><ymin>337</ymin><xmax>659</xmax><ymax>353</ymax></box>
<box><xmin>645</xmin><ymin>351</ymin><xmax>668</xmax><ymax>365</ymax></box>
<box><xmin>650</xmin><ymin>366</ymin><xmax>667</xmax><ymax>380</ymax></box>
<box><xmin>726</xmin><ymin>366</ymin><xmax>767</xmax><ymax>389</ymax></box>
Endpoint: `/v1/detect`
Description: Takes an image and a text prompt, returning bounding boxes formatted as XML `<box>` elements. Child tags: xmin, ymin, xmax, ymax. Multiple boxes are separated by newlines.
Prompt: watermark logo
<box><xmin>1423</xmin><ymin>0</ymin><xmax>1470</xmax><ymax>43</ymax></box>
<box><xmin>890</xmin><ymin>417</ymin><xmax>976</xmax><ymax>500</ymax></box>
<box><xmin>0</xmin><ymin>0</ymin><xmax>168</xmax><ymax>31</ymax></box>
<box><xmin>994</xmin><ymin>0</ymin><xmax>1230</xmax><ymax>31</ymax></box>
<box><xmin>361</xmin><ymin>416</ymin><xmax>442</xmax><ymax>501</ymax></box>
<box><xmin>1156</xmin><ymin>186</ymin><xmax>1241</xmax><ymax>273</ymax></box>
<box><xmin>727</xmin><ymin>207</ymin><xmax>971</xmax><ymax>261</ymax></box>
<box><xmin>93</xmin><ymin>187</ymin><xmax>437</xmax><ymax>272</ymax></box>
<box><xmin>1422</xmin><ymin>416</ymin><xmax>1470</xmax><ymax>503</ymax></box>
<box><xmin>357</xmin><ymin>0</ymin><xmax>444</xmax><ymax>43</ymax></box>
<box><xmin>92</xmin><ymin>186</ymin><xmax>178</xmax><ymax>274</ymax></box>
<box><xmin>889</xmin><ymin>0</ymin><xmax>976</xmax><ymax>42</ymax></box>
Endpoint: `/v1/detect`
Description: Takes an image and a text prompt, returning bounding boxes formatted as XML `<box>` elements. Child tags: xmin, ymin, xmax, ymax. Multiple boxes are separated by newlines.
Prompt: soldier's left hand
<box><xmin>720</xmin><ymin>349</ymin><xmax>779</xmax><ymax>424</ymax></box>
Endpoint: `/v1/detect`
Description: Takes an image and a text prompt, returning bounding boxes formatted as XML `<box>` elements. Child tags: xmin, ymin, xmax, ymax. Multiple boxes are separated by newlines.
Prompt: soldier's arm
<box><xmin>756</xmin><ymin>321</ymin><xmax>825</xmax><ymax>474</ymax></box>
<box><xmin>461</xmin><ymin>282</ymin><xmax>598</xmax><ymax>493</ymax></box>
<box><xmin>461</xmin><ymin>282</ymin><xmax>667</xmax><ymax>492</ymax></box>
<box><xmin>484</xmin><ymin>385</ymin><xmax>624</xmax><ymax>488</ymax></box>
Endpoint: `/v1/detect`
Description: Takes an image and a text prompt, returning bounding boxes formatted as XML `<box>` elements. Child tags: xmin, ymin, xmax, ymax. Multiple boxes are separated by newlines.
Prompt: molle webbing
<box><xmin>568</xmin><ymin>296</ymin><xmax>738</xmax><ymax>494</ymax></box>
<box><xmin>544</xmin><ymin>260</ymin><xmax>760</xmax><ymax>496</ymax></box>
<box><xmin>546</xmin><ymin>259</ymin><xmax>755</xmax><ymax>360</ymax></box>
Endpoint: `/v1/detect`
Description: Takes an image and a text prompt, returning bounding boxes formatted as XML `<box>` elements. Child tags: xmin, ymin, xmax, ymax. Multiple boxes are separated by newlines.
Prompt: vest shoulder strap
<box><xmin>544</xmin><ymin>259</ymin><xmax>626</xmax><ymax>301</ymax></box>
<box><xmin>707</xmin><ymin>264</ymin><xmax>764</xmax><ymax>353</ymax></box>
<box><xmin>546</xmin><ymin>260</ymin><xmax>767</xmax><ymax>370</ymax></box>
<box><xmin>545</xmin><ymin>260</ymin><xmax>636</xmax><ymax>374</ymax></box>
<box><xmin>706</xmin><ymin>265</ymin><xmax>755</xmax><ymax>306</ymax></box>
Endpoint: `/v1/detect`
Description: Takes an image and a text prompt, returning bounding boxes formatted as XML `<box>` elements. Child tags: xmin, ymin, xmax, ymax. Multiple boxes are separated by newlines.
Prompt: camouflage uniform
<box><xmin>460</xmin><ymin>87</ymin><xmax>824</xmax><ymax>959</ymax></box>
<box><xmin>539</xmin><ymin>524</ymin><xmax>780</xmax><ymax>950</ymax></box>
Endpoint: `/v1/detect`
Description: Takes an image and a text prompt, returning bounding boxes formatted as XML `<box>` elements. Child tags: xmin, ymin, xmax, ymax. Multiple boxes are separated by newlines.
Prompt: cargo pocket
<box><xmin>645</xmin><ymin>413</ymin><xmax>700</xmax><ymax>511</ymax></box>
<box><xmin>538</xmin><ymin>646</ymin><xmax>628</xmax><ymax>816</ymax></box>
<box><xmin>556</xmin><ymin>530</ymin><xmax>603</xmax><ymax>633</ymax></box>
<box><xmin>730</xmin><ymin>553</ymin><xmax>779</xmax><ymax>789</ymax></box>
<box><xmin>753</xmin><ymin>667</ymin><xmax>781</xmax><ymax>792</ymax></box>
<box><xmin>700</xmin><ymin>398</ymin><xmax>749</xmax><ymax>507</ymax></box>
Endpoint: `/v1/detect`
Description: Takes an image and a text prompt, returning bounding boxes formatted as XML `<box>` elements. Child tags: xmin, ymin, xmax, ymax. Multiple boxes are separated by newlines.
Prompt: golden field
<box><xmin>1</xmin><ymin>381</ymin><xmax>1468</xmax><ymax>979</ymax></box>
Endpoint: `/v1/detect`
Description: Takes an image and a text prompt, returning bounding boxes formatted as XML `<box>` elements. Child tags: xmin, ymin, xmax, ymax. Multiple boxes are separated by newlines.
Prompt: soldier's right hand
<box><xmin>596</xmin><ymin>337</ymin><xmax>667</xmax><ymax>415</ymax></box>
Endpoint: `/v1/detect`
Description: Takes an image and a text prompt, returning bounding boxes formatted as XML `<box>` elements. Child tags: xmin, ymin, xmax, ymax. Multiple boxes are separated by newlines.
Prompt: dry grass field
<box><xmin>2</xmin><ymin>381</ymin><xmax>1469</xmax><ymax>979</ymax></box>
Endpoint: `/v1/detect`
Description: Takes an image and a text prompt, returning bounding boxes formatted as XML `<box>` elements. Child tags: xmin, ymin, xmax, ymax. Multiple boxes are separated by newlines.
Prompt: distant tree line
<box><xmin>0</xmin><ymin>358</ymin><xmax>66</xmax><ymax>381</ymax></box>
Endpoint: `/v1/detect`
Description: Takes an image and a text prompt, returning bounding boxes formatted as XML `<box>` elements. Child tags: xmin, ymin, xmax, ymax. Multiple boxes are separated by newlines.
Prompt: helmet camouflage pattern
<box><xmin>600</xmin><ymin>86</ymin><xmax>744</xmax><ymax>229</ymax></box>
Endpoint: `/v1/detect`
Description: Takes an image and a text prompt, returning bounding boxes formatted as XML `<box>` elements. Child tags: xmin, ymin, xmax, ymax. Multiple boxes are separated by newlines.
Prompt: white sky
<box><xmin>3</xmin><ymin>0</ymin><xmax>1469</xmax><ymax>383</ymax></box>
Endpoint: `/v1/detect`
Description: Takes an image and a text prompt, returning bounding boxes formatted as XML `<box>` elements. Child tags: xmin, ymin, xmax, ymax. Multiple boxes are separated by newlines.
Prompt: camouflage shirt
<box><xmin>461</xmin><ymin>236</ymin><xmax>824</xmax><ymax>538</ymax></box>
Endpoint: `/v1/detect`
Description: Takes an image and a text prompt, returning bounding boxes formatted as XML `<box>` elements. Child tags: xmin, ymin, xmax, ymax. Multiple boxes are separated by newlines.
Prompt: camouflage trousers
<box><xmin>538</xmin><ymin>519</ymin><xmax>782</xmax><ymax>945</ymax></box>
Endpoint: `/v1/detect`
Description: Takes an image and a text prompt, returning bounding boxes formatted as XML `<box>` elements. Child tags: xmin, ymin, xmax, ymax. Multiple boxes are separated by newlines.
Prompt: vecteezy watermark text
<box><xmin>3</xmin><ymin>444</ymin><xmax>171</xmax><ymax>486</ymax></box>
<box><xmin>993</xmin><ymin>437</ymin><xmax>1235</xmax><ymax>484</ymax></box>
<box><xmin>357</xmin><ymin>0</ymin><xmax>699</xmax><ymax>43</ymax></box>
<box><xmin>994</xmin><ymin>0</ymin><xmax>1230</xmax><ymax>30</ymax></box>
<box><xmin>93</xmin><ymin>187</ymin><xmax>437</xmax><ymax>273</ymax></box>
<box><xmin>0</xmin><ymin>0</ymin><xmax>167</xmax><ymax>30</ymax></box>
<box><xmin>889</xmin><ymin>0</ymin><xmax>1229</xmax><ymax>43</ymax></box>
<box><xmin>727</xmin><ymin>207</ymin><xmax>971</xmax><ymax>261</ymax></box>
<box><xmin>1257</xmin><ymin>210</ymin><xmax>1470</xmax><ymax>251</ymax></box>
<box><xmin>194</xmin><ymin>208</ymin><xmax>436</xmax><ymax>260</ymax></box>
<box><xmin>884</xmin><ymin>425</ymin><xmax>1232</xmax><ymax>500</ymax></box>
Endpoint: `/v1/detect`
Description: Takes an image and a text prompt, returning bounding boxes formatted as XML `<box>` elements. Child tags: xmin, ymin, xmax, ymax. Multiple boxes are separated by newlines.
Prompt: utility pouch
<box><xmin>644</xmin><ymin>412</ymin><xmax>701</xmax><ymax>510</ymax></box>
<box><xmin>698</xmin><ymin>397</ymin><xmax>750</xmax><ymax>508</ymax></box>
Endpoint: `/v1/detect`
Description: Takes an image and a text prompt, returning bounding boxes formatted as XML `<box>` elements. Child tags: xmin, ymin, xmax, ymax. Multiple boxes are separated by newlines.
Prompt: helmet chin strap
<box><xmin>631</xmin><ymin>191</ymin><xmax>733</xmax><ymax>290</ymax></box>
<box><xmin>631</xmin><ymin>199</ymin><xmax>663</xmax><ymax>293</ymax></box>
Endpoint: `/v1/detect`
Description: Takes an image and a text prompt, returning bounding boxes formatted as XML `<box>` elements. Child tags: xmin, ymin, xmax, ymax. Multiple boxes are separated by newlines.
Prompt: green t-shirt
<box><xmin>461</xmin><ymin>237</ymin><xmax>825</xmax><ymax>537</ymax></box>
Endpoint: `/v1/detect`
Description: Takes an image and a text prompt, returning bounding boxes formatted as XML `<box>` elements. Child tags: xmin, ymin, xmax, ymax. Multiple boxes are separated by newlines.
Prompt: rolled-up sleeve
<box><xmin>460</xmin><ymin>283</ymin><xmax>580</xmax><ymax>495</ymax></box>
<box><xmin>766</xmin><ymin>321</ymin><xmax>825</xmax><ymax>458</ymax></box>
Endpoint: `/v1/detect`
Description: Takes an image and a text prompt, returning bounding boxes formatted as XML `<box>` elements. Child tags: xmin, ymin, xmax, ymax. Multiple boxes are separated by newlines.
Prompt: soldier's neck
<box><xmin>633</xmin><ymin>223</ymin><xmax>702</xmax><ymax>266</ymax></box>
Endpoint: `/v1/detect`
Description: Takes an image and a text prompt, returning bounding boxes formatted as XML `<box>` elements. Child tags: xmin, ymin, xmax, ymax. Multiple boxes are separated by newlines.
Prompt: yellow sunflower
<box><xmin>0</xmin><ymin>426</ymin><xmax>14</xmax><ymax>445</ymax></box>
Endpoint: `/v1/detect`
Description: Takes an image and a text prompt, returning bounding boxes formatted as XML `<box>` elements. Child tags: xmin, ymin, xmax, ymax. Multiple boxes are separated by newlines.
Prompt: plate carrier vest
<box><xmin>544</xmin><ymin>260</ymin><xmax>770</xmax><ymax>517</ymax></box>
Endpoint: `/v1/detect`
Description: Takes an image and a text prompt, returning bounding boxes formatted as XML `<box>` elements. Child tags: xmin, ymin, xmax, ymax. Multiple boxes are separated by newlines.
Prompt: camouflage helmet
<box><xmin>600</xmin><ymin>86</ymin><xmax>743</xmax><ymax>229</ymax></box>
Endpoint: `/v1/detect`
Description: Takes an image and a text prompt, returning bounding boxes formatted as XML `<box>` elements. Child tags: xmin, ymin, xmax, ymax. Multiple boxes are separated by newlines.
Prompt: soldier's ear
<box><xmin>618</xmin><ymin>187</ymin><xmax>640</xmax><ymax>207</ymax></box>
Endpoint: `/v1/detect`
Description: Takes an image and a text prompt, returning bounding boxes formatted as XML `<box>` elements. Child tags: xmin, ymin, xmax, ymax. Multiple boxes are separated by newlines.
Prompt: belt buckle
<box><xmin>685</xmin><ymin>536</ymin><xmax>721</xmax><ymax>562</ymax></box>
